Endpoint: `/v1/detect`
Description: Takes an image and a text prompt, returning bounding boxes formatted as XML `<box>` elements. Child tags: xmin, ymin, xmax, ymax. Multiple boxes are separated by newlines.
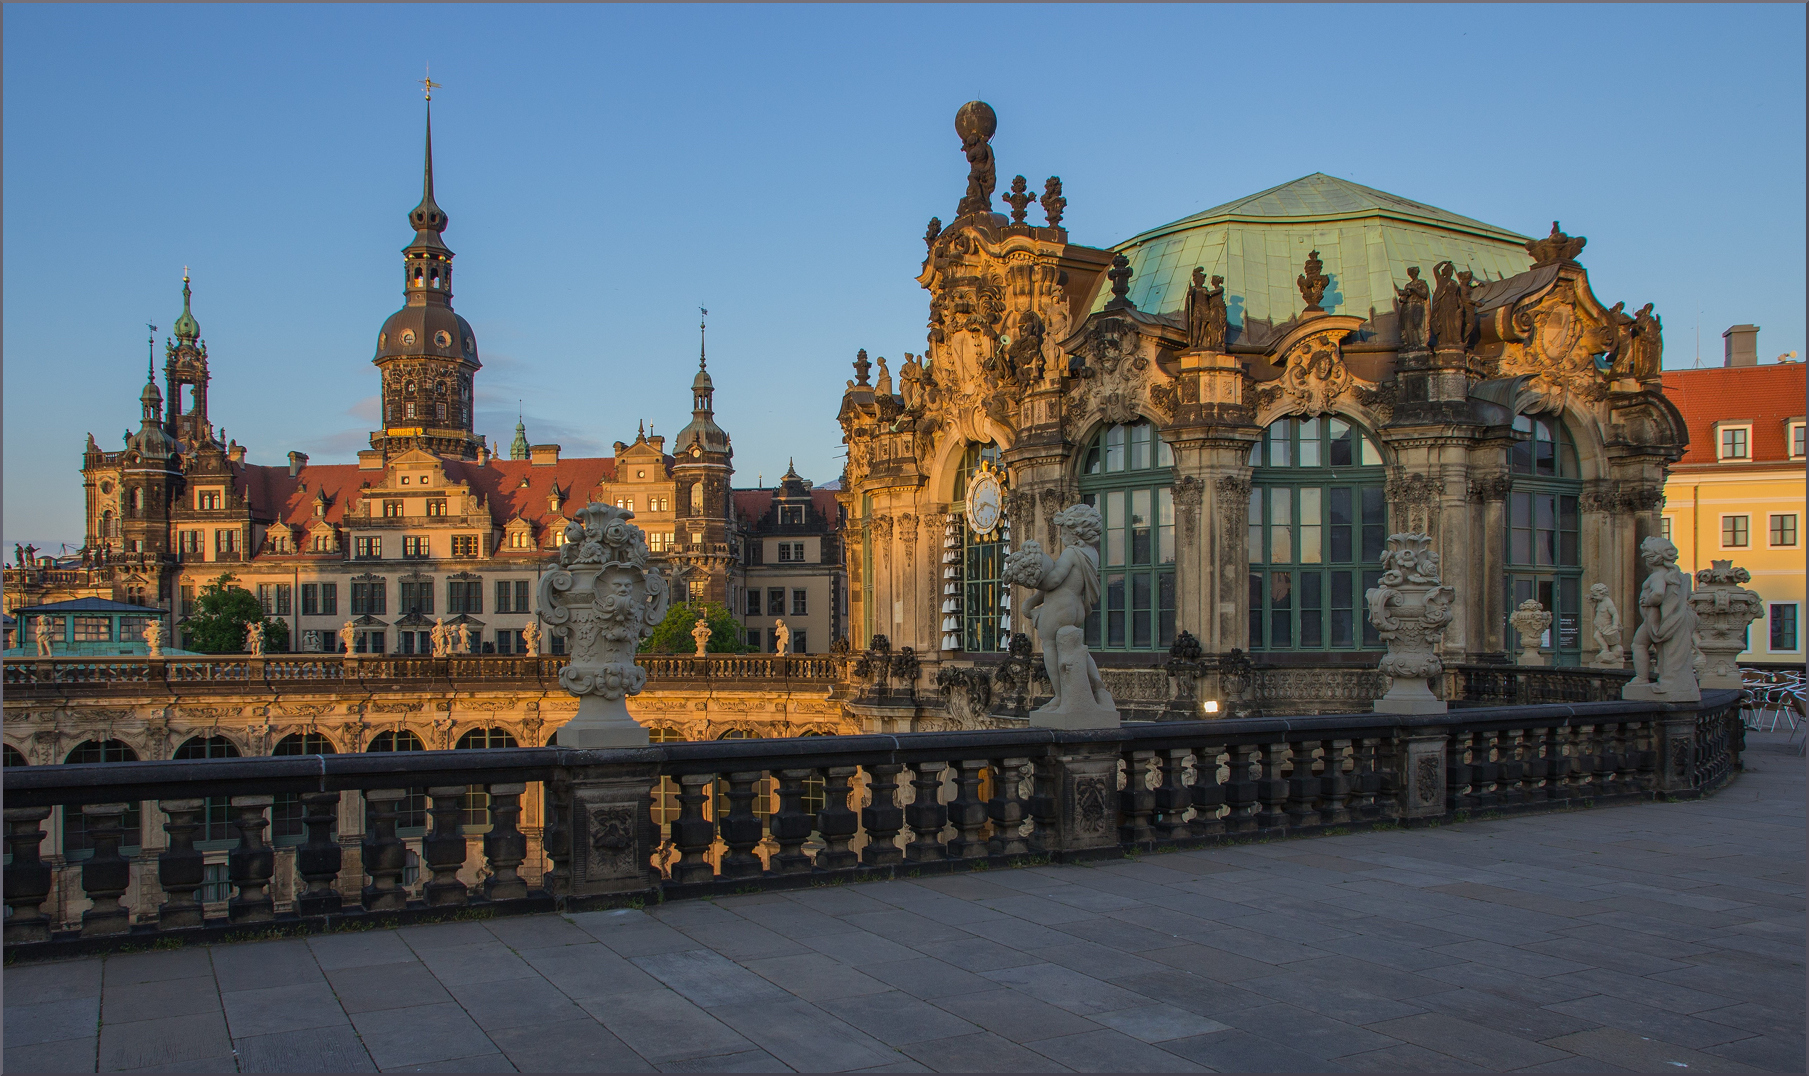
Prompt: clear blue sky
<box><xmin>5</xmin><ymin>4</ymin><xmax>1804</xmax><ymax>554</ymax></box>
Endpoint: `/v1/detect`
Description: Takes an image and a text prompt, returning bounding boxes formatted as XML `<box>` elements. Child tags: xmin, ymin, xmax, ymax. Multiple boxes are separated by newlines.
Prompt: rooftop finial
<box><xmin>699</xmin><ymin>305</ymin><xmax>708</xmax><ymax>370</ymax></box>
<box><xmin>421</xmin><ymin>64</ymin><xmax>440</xmax><ymax>102</ymax></box>
<box><xmin>146</xmin><ymin>322</ymin><xmax>158</xmax><ymax>380</ymax></box>
<box><xmin>955</xmin><ymin>101</ymin><xmax>997</xmax><ymax>217</ymax></box>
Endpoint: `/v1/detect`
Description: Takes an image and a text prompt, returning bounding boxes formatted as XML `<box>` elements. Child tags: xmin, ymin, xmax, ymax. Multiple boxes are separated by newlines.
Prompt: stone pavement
<box><xmin>6</xmin><ymin>733</ymin><xmax>1801</xmax><ymax>1074</ymax></box>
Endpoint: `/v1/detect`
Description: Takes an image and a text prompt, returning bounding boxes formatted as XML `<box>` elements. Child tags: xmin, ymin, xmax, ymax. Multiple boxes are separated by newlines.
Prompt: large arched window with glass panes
<box><xmin>1248</xmin><ymin>415</ymin><xmax>1387</xmax><ymax>652</ymax></box>
<box><xmin>955</xmin><ymin>442</ymin><xmax>1007</xmax><ymax>652</ymax></box>
<box><xmin>1078</xmin><ymin>420</ymin><xmax>1176</xmax><ymax>652</ymax></box>
<box><xmin>1506</xmin><ymin>413</ymin><xmax>1583</xmax><ymax>664</ymax></box>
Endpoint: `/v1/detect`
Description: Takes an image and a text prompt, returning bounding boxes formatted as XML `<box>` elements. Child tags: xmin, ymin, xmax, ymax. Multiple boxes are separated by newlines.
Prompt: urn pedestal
<box><xmin>1510</xmin><ymin>600</ymin><xmax>1553</xmax><ymax>667</ymax></box>
<box><xmin>1688</xmin><ymin>561</ymin><xmax>1764</xmax><ymax>691</ymax></box>
<box><xmin>1366</xmin><ymin>534</ymin><xmax>1454</xmax><ymax>715</ymax></box>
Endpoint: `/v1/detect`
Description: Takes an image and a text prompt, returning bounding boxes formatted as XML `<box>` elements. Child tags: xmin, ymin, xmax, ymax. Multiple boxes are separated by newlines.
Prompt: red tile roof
<box><xmin>733</xmin><ymin>487</ymin><xmax>845</xmax><ymax>529</ymax></box>
<box><xmin>1661</xmin><ymin>365</ymin><xmax>1808</xmax><ymax>466</ymax></box>
<box><xmin>239</xmin><ymin>456</ymin><xmax>629</xmax><ymax>531</ymax></box>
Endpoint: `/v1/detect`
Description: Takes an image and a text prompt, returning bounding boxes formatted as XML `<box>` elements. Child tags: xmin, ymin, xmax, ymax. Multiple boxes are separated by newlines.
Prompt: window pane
<box><xmin>1269</xmin><ymin>572</ymin><xmax>1292</xmax><ymax>647</ymax></box>
<box><xmin>1299</xmin><ymin>572</ymin><xmax>1323</xmax><ymax>648</ymax></box>
<box><xmin>1329</xmin><ymin>418</ymin><xmax>1353</xmax><ymax>466</ymax></box>
<box><xmin>1156</xmin><ymin>436</ymin><xmax>1172</xmax><ymax>468</ymax></box>
<box><xmin>1158</xmin><ymin>572</ymin><xmax>1175</xmax><ymax>646</ymax></box>
<box><xmin>1329</xmin><ymin>487</ymin><xmax>1352</xmax><ymax>562</ymax></box>
<box><xmin>1299</xmin><ymin>487</ymin><xmax>1322</xmax><ymax>563</ymax></box>
<box><xmin>1270</xmin><ymin>491</ymin><xmax>1291</xmax><ymax>563</ymax></box>
<box><xmin>1360</xmin><ymin>570</ymin><xmax>1381</xmax><ymax>646</ymax></box>
<box><xmin>1360</xmin><ymin>435</ymin><xmax>1382</xmax><ymax>467</ymax></box>
<box><xmin>1360</xmin><ymin>487</ymin><xmax>1385</xmax><ymax>561</ymax></box>
<box><xmin>1130</xmin><ymin>423</ymin><xmax>1149</xmax><ymax>471</ymax></box>
<box><xmin>1132</xmin><ymin>573</ymin><xmax>1152</xmax><ymax>649</ymax></box>
<box><xmin>1130</xmin><ymin>489</ymin><xmax>1152</xmax><ymax>565</ymax></box>
<box><xmin>1331</xmin><ymin>572</ymin><xmax>1354</xmax><ymax>647</ymax></box>
<box><xmin>1106</xmin><ymin>573</ymin><xmax>1126</xmax><ymax>647</ymax></box>
<box><xmin>1106</xmin><ymin>492</ymin><xmax>1125</xmax><ymax>566</ymax></box>
<box><xmin>1158</xmin><ymin>488</ymin><xmax>1174</xmax><ymax>564</ymax></box>
<box><xmin>1106</xmin><ymin>424</ymin><xmax>1125</xmax><ymax>472</ymax></box>
<box><xmin>1772</xmin><ymin>605</ymin><xmax>1799</xmax><ymax>651</ymax></box>
<box><xmin>1248</xmin><ymin>488</ymin><xmax>1263</xmax><ymax>562</ymax></box>
<box><xmin>1269</xmin><ymin>421</ymin><xmax>1291</xmax><ymax>467</ymax></box>
<box><xmin>1298</xmin><ymin>417</ymin><xmax>1322</xmax><ymax>467</ymax></box>
<box><xmin>1249</xmin><ymin>573</ymin><xmax>1264</xmax><ymax>647</ymax></box>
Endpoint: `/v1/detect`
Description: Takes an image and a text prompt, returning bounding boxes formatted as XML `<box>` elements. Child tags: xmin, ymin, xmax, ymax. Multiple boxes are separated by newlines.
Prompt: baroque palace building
<box><xmin>839</xmin><ymin>101</ymin><xmax>1689</xmax><ymax>689</ymax></box>
<box><xmin>45</xmin><ymin>103</ymin><xmax>848</xmax><ymax>660</ymax></box>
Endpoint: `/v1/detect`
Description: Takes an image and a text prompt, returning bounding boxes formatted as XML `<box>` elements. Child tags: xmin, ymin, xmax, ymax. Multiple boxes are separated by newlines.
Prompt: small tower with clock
<box><xmin>670</xmin><ymin>315</ymin><xmax>736</xmax><ymax>604</ymax></box>
<box><xmin>368</xmin><ymin>97</ymin><xmax>483</xmax><ymax>462</ymax></box>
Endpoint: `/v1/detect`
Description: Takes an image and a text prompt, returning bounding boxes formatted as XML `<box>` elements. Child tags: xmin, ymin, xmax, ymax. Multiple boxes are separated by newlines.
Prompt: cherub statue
<box><xmin>339</xmin><ymin>620</ymin><xmax>357</xmax><ymax>657</ymax></box>
<box><xmin>1624</xmin><ymin>537</ymin><xmax>1700</xmax><ymax>701</ymax></box>
<box><xmin>246</xmin><ymin>620</ymin><xmax>265</xmax><ymax>656</ymax></box>
<box><xmin>691</xmin><ymin>617</ymin><xmax>712</xmax><ymax>657</ymax></box>
<box><xmin>1001</xmin><ymin>503</ymin><xmax>1117</xmax><ymax>725</ymax></box>
<box><xmin>774</xmin><ymin>618</ymin><xmax>791</xmax><ymax>655</ymax></box>
<box><xmin>430</xmin><ymin>617</ymin><xmax>450</xmax><ymax>657</ymax></box>
<box><xmin>1587</xmin><ymin>582</ymin><xmax>1624</xmax><ymax>667</ymax></box>
<box><xmin>457</xmin><ymin>622</ymin><xmax>471</xmax><ymax>654</ymax></box>
<box><xmin>142</xmin><ymin>618</ymin><xmax>164</xmax><ymax>658</ymax></box>
<box><xmin>35</xmin><ymin>615</ymin><xmax>54</xmax><ymax>657</ymax></box>
<box><xmin>522</xmin><ymin>618</ymin><xmax>541</xmax><ymax>656</ymax></box>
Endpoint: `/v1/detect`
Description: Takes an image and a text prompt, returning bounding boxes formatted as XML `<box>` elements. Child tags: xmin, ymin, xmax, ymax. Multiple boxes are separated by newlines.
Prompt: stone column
<box><xmin>1688</xmin><ymin>561</ymin><xmax>1763</xmax><ymax>690</ymax></box>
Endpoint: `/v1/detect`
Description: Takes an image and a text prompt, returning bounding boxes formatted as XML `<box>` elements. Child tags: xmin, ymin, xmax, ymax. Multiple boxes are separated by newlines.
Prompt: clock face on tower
<box><xmin>965</xmin><ymin>467</ymin><xmax>1002</xmax><ymax>536</ymax></box>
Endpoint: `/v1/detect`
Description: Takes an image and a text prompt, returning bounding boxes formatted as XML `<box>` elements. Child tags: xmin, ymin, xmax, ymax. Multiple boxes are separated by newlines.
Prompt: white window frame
<box><xmin>1719</xmin><ymin>513</ymin><xmax>1751</xmax><ymax>550</ymax></box>
<box><xmin>1659</xmin><ymin>515</ymin><xmax>1674</xmax><ymax>541</ymax></box>
<box><xmin>1768</xmin><ymin>512</ymin><xmax>1800</xmax><ymax>549</ymax></box>
<box><xmin>1715</xmin><ymin>423</ymin><xmax>1753</xmax><ymax>462</ymax></box>
<box><xmin>1787</xmin><ymin>421</ymin><xmax>1807</xmax><ymax>461</ymax></box>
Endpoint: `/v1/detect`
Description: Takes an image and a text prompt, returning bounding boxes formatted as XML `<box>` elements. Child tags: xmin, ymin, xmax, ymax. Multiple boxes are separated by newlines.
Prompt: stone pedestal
<box><xmin>559</xmin><ymin>762</ymin><xmax>661</xmax><ymax>900</ymax></box>
<box><xmin>1367</xmin><ymin>534</ymin><xmax>1454</xmax><ymax>715</ymax></box>
<box><xmin>1037</xmin><ymin>746</ymin><xmax>1122</xmax><ymax>854</ymax></box>
<box><xmin>1401</xmin><ymin>734</ymin><xmax>1448</xmax><ymax>819</ymax></box>
<box><xmin>1688</xmin><ymin>561</ymin><xmax>1764</xmax><ymax>691</ymax></box>
<box><xmin>1035</xmin><ymin>627</ymin><xmax>1120</xmax><ymax>730</ymax></box>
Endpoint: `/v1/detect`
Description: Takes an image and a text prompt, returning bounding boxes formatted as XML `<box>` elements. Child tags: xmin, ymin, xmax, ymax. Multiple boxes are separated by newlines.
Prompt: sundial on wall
<box><xmin>965</xmin><ymin>461</ymin><xmax>1003</xmax><ymax>537</ymax></box>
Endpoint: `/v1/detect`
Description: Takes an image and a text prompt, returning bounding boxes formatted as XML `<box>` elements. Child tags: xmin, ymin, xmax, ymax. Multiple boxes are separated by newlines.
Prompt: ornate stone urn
<box><xmin>1365</xmin><ymin>533</ymin><xmax>1454</xmax><ymax>714</ymax></box>
<box><xmin>1688</xmin><ymin>560</ymin><xmax>1763</xmax><ymax>690</ymax></box>
<box><xmin>1509</xmin><ymin>599</ymin><xmax>1554</xmax><ymax>666</ymax></box>
<box><xmin>537</xmin><ymin>504</ymin><xmax>670</xmax><ymax>747</ymax></box>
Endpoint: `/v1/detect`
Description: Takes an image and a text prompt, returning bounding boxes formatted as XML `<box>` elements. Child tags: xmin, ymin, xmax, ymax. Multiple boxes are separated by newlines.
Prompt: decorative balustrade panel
<box><xmin>0</xmin><ymin>691</ymin><xmax>1741</xmax><ymax>958</ymax></box>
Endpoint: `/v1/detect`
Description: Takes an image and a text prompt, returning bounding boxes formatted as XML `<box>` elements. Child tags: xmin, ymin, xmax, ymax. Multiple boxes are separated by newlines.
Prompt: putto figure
<box><xmin>691</xmin><ymin>617</ymin><xmax>712</xmax><ymax>657</ymax></box>
<box><xmin>538</xmin><ymin>503</ymin><xmax>670</xmax><ymax>746</ymax></box>
<box><xmin>1587</xmin><ymin>583</ymin><xmax>1624</xmax><ymax>667</ymax></box>
<box><xmin>522</xmin><ymin>617</ymin><xmax>541</xmax><ymax>657</ymax></box>
<box><xmin>1623</xmin><ymin>536</ymin><xmax>1700</xmax><ymax>702</ymax></box>
<box><xmin>339</xmin><ymin>620</ymin><xmax>357</xmax><ymax>658</ymax></box>
<box><xmin>35</xmin><ymin>614</ymin><xmax>53</xmax><ymax>657</ymax></box>
<box><xmin>774</xmin><ymin>618</ymin><xmax>791</xmax><ymax>656</ymax></box>
<box><xmin>955</xmin><ymin>100</ymin><xmax>997</xmax><ymax>218</ymax></box>
<box><xmin>246</xmin><ymin>620</ymin><xmax>265</xmax><ymax>657</ymax></box>
<box><xmin>142</xmin><ymin>618</ymin><xmax>164</xmax><ymax>658</ymax></box>
<box><xmin>1001</xmin><ymin>503</ymin><xmax>1118</xmax><ymax>728</ymax></box>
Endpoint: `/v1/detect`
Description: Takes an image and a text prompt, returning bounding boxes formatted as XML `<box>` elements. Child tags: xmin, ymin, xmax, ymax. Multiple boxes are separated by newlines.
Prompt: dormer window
<box><xmin>780</xmin><ymin>505</ymin><xmax>805</xmax><ymax>525</ymax></box>
<box><xmin>314</xmin><ymin>502</ymin><xmax>326</xmax><ymax>518</ymax></box>
<box><xmin>1788</xmin><ymin>421</ymin><xmax>1806</xmax><ymax>460</ymax></box>
<box><xmin>1718</xmin><ymin>424</ymin><xmax>1752</xmax><ymax>461</ymax></box>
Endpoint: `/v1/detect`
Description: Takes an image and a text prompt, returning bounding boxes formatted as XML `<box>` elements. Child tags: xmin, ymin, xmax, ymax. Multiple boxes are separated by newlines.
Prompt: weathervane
<box><xmin>421</xmin><ymin>64</ymin><xmax>441</xmax><ymax>102</ymax></box>
<box><xmin>699</xmin><ymin>305</ymin><xmax>708</xmax><ymax>368</ymax></box>
<box><xmin>146</xmin><ymin>321</ymin><xmax>158</xmax><ymax>378</ymax></box>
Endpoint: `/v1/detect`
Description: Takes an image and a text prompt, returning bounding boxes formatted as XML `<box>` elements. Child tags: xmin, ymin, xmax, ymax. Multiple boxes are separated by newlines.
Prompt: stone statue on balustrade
<box><xmin>538</xmin><ymin>503</ymin><xmax>670</xmax><ymax>747</ymax></box>
<box><xmin>522</xmin><ymin>618</ymin><xmax>541</xmax><ymax>657</ymax></box>
<box><xmin>1510</xmin><ymin>599</ymin><xmax>1553</xmax><ymax>666</ymax></box>
<box><xmin>430</xmin><ymin>618</ymin><xmax>450</xmax><ymax>658</ymax></box>
<box><xmin>1587</xmin><ymin>583</ymin><xmax>1624</xmax><ymax>668</ymax></box>
<box><xmin>1001</xmin><ymin>503</ymin><xmax>1118</xmax><ymax>729</ymax></box>
<box><xmin>35</xmin><ymin>615</ymin><xmax>53</xmax><ymax>657</ymax></box>
<box><xmin>774</xmin><ymin>618</ymin><xmax>791</xmax><ymax>656</ymax></box>
<box><xmin>457</xmin><ymin>622</ymin><xmax>472</xmax><ymax>654</ymax></box>
<box><xmin>1184</xmin><ymin>268</ymin><xmax>1228</xmax><ymax>352</ymax></box>
<box><xmin>1393</xmin><ymin>267</ymin><xmax>1430</xmax><ymax>350</ymax></box>
<box><xmin>142</xmin><ymin>618</ymin><xmax>164</xmax><ymax>658</ymax></box>
<box><xmin>1624</xmin><ymin>536</ymin><xmax>1700</xmax><ymax>702</ymax></box>
<box><xmin>339</xmin><ymin>620</ymin><xmax>357</xmax><ymax>658</ymax></box>
<box><xmin>246</xmin><ymin>620</ymin><xmax>265</xmax><ymax>657</ymax></box>
<box><xmin>691</xmin><ymin>617</ymin><xmax>712</xmax><ymax>657</ymax></box>
<box><xmin>1365</xmin><ymin>533</ymin><xmax>1454</xmax><ymax>714</ymax></box>
<box><xmin>1687</xmin><ymin>560</ymin><xmax>1763</xmax><ymax>690</ymax></box>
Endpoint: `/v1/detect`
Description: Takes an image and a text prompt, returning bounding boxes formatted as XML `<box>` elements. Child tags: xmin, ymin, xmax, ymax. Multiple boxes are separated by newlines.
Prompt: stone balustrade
<box><xmin>3</xmin><ymin>689</ymin><xmax>1743</xmax><ymax>961</ymax></box>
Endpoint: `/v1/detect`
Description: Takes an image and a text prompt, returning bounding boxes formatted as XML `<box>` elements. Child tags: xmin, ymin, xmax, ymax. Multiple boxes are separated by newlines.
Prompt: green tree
<box><xmin>639</xmin><ymin>601</ymin><xmax>750</xmax><ymax>654</ymax></box>
<box><xmin>184</xmin><ymin>573</ymin><xmax>288</xmax><ymax>653</ymax></box>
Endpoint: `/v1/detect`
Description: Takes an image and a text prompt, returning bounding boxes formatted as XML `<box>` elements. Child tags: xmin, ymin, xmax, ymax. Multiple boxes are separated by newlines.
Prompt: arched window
<box><xmin>272</xmin><ymin>733</ymin><xmax>336</xmax><ymax>841</ymax></box>
<box><xmin>3</xmin><ymin>744</ymin><xmax>26</xmax><ymax>767</ymax></box>
<box><xmin>405</xmin><ymin>380</ymin><xmax>416</xmax><ymax>395</ymax></box>
<box><xmin>436</xmin><ymin>402</ymin><xmax>447</xmax><ymax>423</ymax></box>
<box><xmin>1507</xmin><ymin>413</ymin><xmax>1583</xmax><ymax>663</ymax></box>
<box><xmin>62</xmin><ymin>740</ymin><xmax>141</xmax><ymax>854</ymax></box>
<box><xmin>174</xmin><ymin>735</ymin><xmax>241</xmax><ymax>843</ymax></box>
<box><xmin>101</xmin><ymin>511</ymin><xmax>115</xmax><ymax>539</ymax></box>
<box><xmin>1080</xmin><ymin>420</ymin><xmax>1175</xmax><ymax>651</ymax></box>
<box><xmin>454</xmin><ymin>727</ymin><xmax>520</xmax><ymax>828</ymax></box>
<box><xmin>366</xmin><ymin>730</ymin><xmax>427</xmax><ymax>830</ymax></box>
<box><xmin>130</xmin><ymin>489</ymin><xmax>144</xmax><ymax>512</ymax></box>
<box><xmin>691</xmin><ymin>481</ymin><xmax>706</xmax><ymax>516</ymax></box>
<box><xmin>1248</xmin><ymin>415</ymin><xmax>1387</xmax><ymax>652</ymax></box>
<box><xmin>955</xmin><ymin>442</ymin><xmax>1007</xmax><ymax>652</ymax></box>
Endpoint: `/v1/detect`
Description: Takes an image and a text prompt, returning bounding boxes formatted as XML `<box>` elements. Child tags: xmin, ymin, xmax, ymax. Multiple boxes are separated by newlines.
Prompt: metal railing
<box><xmin>1</xmin><ymin>690</ymin><xmax>1742</xmax><ymax>960</ymax></box>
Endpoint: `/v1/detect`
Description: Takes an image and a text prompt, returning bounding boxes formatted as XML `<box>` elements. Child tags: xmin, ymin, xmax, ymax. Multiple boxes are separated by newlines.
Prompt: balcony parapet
<box><xmin>1</xmin><ymin>690</ymin><xmax>1743</xmax><ymax>960</ymax></box>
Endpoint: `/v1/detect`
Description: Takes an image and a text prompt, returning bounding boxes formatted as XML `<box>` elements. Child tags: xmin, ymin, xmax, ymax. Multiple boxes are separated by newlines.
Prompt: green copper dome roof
<box><xmin>1089</xmin><ymin>174</ymin><xmax>1534</xmax><ymax>334</ymax></box>
<box><xmin>172</xmin><ymin>274</ymin><xmax>200</xmax><ymax>341</ymax></box>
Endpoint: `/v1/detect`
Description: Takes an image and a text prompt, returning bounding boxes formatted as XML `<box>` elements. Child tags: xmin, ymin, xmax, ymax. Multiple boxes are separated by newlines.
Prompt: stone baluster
<box><xmin>861</xmin><ymin>763</ymin><xmax>906</xmax><ymax>866</ymax></box>
<box><xmin>156</xmin><ymin>799</ymin><xmax>207</xmax><ymax>928</ymax></box>
<box><xmin>1319</xmin><ymin>739</ymin><xmax>1353</xmax><ymax>825</ymax></box>
<box><xmin>718</xmin><ymin>772</ymin><xmax>765</xmax><ymax>880</ymax></box>
<box><xmin>361</xmin><ymin>789</ymin><xmax>409</xmax><ymax>911</ymax></box>
<box><xmin>1613</xmin><ymin>723</ymin><xmax>1641</xmax><ymax>795</ymax></box>
<box><xmin>1592</xmin><ymin>723</ymin><xmax>1622</xmax><ymax>796</ymax></box>
<box><xmin>670</xmin><ymin>774</ymin><xmax>716</xmax><ymax>883</ymax></box>
<box><xmin>1284</xmin><ymin>740</ymin><xmax>1321</xmax><ymax>828</ymax></box>
<box><xmin>4</xmin><ymin>807</ymin><xmax>54</xmax><ymax>944</ymax></box>
<box><xmin>228</xmin><ymin>795</ymin><xmax>276</xmax><ymax>923</ymax></box>
<box><xmin>1376</xmin><ymin>737</ymin><xmax>1404</xmax><ymax>820</ymax></box>
<box><xmin>1151</xmin><ymin>749</ymin><xmax>1192</xmax><ymax>841</ymax></box>
<box><xmin>945</xmin><ymin>760</ymin><xmax>990</xmax><ymax>859</ymax></box>
<box><xmin>1497</xmin><ymin>730</ymin><xmax>1527</xmax><ymax>806</ymax></box>
<box><xmin>540</xmin><ymin>783</ymin><xmax>571</xmax><ymax>897</ymax></box>
<box><xmin>79</xmin><ymin>803</ymin><xmax>133</xmax><ymax>936</ymax></box>
<box><xmin>770</xmin><ymin>769</ymin><xmax>816</xmax><ymax>874</ymax></box>
<box><xmin>1189</xmin><ymin>745</ymin><xmax>1226</xmax><ymax>837</ymax></box>
<box><xmin>905</xmin><ymin>761</ymin><xmax>948</xmax><ymax>862</ymax></box>
<box><xmin>1572</xmin><ymin>725</ymin><xmax>1602</xmax><ymax>800</ymax></box>
<box><xmin>481</xmin><ymin>784</ymin><xmax>528</xmax><ymax>902</ymax></box>
<box><xmin>1445</xmin><ymin>735</ymin><xmax>1474</xmax><ymax>812</ymax></box>
<box><xmin>296</xmin><ymin>792</ymin><xmax>344</xmax><ymax>915</ymax></box>
<box><xmin>1118</xmin><ymin>750</ymin><xmax>1156</xmax><ymax>845</ymax></box>
<box><xmin>1256</xmin><ymin>742</ymin><xmax>1290</xmax><ymax>832</ymax></box>
<box><xmin>1468</xmin><ymin>731</ymin><xmax>1499</xmax><ymax>809</ymax></box>
<box><xmin>987</xmin><ymin>757</ymin><xmax>1031</xmax><ymax>856</ymax></box>
<box><xmin>1633</xmin><ymin>722</ymin><xmax>1659</xmax><ymax>792</ymax></box>
<box><xmin>423</xmin><ymin>787</ymin><xmax>471</xmax><ymax>906</ymax></box>
<box><xmin>815</xmin><ymin>766</ymin><xmax>859</xmax><ymax>869</ymax></box>
<box><xmin>1028</xmin><ymin>760</ymin><xmax>1059</xmax><ymax>854</ymax></box>
<box><xmin>1225</xmin><ymin>743</ymin><xmax>1261</xmax><ymax>833</ymax></box>
<box><xmin>1349</xmin><ymin>739</ymin><xmax>1380</xmax><ymax>821</ymax></box>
